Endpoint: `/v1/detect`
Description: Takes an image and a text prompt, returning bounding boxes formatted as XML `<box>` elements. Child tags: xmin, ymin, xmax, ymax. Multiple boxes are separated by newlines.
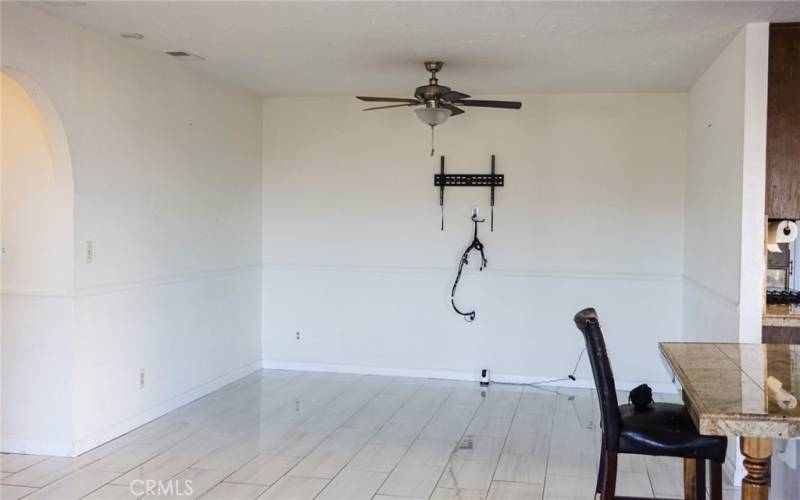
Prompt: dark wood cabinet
<box><xmin>766</xmin><ymin>23</ymin><xmax>800</xmax><ymax>220</ymax></box>
<box><xmin>763</xmin><ymin>325</ymin><xmax>800</xmax><ymax>344</ymax></box>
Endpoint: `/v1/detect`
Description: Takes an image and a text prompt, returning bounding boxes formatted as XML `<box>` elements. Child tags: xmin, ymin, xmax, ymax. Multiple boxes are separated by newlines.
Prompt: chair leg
<box><xmin>709</xmin><ymin>461</ymin><xmax>722</xmax><ymax>500</ymax></box>
<box><xmin>596</xmin><ymin>448</ymin><xmax>607</xmax><ymax>497</ymax></box>
<box><xmin>597</xmin><ymin>449</ymin><xmax>617</xmax><ymax>499</ymax></box>
<box><xmin>694</xmin><ymin>458</ymin><xmax>706</xmax><ymax>499</ymax></box>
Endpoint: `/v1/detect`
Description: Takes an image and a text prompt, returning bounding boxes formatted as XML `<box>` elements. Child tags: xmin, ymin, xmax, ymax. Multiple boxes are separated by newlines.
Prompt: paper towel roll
<box><xmin>767</xmin><ymin>220</ymin><xmax>798</xmax><ymax>253</ymax></box>
<box><xmin>766</xmin><ymin>376</ymin><xmax>798</xmax><ymax>410</ymax></box>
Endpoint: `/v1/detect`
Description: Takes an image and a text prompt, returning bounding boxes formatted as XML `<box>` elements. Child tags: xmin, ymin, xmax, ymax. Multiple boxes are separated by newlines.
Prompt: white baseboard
<box><xmin>70</xmin><ymin>359</ymin><xmax>263</xmax><ymax>456</ymax></box>
<box><xmin>261</xmin><ymin>360</ymin><xmax>677</xmax><ymax>394</ymax></box>
<box><xmin>0</xmin><ymin>437</ymin><xmax>75</xmax><ymax>457</ymax></box>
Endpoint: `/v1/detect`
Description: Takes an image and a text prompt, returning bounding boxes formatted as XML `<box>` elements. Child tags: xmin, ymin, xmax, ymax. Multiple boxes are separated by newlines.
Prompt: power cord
<box><xmin>529</xmin><ymin>347</ymin><xmax>587</xmax><ymax>386</ymax></box>
<box><xmin>494</xmin><ymin>347</ymin><xmax>587</xmax><ymax>387</ymax></box>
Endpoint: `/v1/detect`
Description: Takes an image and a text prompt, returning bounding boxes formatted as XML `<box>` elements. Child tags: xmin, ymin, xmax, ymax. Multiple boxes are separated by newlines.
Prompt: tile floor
<box><xmin>1</xmin><ymin>370</ymin><xmax>743</xmax><ymax>499</ymax></box>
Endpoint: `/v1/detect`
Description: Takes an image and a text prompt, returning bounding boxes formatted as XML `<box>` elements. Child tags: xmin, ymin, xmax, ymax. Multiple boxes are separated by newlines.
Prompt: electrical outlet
<box><xmin>296</xmin><ymin>331</ymin><xmax>301</xmax><ymax>341</ymax></box>
<box><xmin>139</xmin><ymin>368</ymin><xmax>145</xmax><ymax>389</ymax></box>
<box><xmin>85</xmin><ymin>241</ymin><xmax>94</xmax><ymax>264</ymax></box>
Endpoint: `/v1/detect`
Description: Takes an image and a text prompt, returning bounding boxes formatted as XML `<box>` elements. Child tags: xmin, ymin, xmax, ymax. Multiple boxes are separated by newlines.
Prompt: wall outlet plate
<box><xmin>85</xmin><ymin>240</ymin><xmax>94</xmax><ymax>264</ymax></box>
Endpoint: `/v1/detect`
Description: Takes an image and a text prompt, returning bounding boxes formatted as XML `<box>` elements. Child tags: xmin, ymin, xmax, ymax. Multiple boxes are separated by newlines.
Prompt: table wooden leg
<box><xmin>740</xmin><ymin>437</ymin><xmax>772</xmax><ymax>500</ymax></box>
<box><xmin>684</xmin><ymin>458</ymin><xmax>698</xmax><ymax>500</ymax></box>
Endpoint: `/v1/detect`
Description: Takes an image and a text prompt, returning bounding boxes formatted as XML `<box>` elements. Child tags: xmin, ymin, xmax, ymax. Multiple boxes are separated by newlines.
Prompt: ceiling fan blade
<box><xmin>362</xmin><ymin>103</ymin><xmax>421</xmax><ymax>111</ymax></box>
<box><xmin>356</xmin><ymin>96</ymin><xmax>420</xmax><ymax>104</ymax></box>
<box><xmin>441</xmin><ymin>90</ymin><xmax>471</xmax><ymax>102</ymax></box>
<box><xmin>441</xmin><ymin>103</ymin><xmax>465</xmax><ymax>116</ymax></box>
<box><xmin>453</xmin><ymin>99</ymin><xmax>522</xmax><ymax>109</ymax></box>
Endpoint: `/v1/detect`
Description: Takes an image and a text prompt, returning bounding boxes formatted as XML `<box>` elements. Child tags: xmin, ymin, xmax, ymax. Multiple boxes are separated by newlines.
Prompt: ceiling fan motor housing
<box><xmin>356</xmin><ymin>60</ymin><xmax>522</xmax><ymax>114</ymax></box>
<box><xmin>415</xmin><ymin>84</ymin><xmax>451</xmax><ymax>103</ymax></box>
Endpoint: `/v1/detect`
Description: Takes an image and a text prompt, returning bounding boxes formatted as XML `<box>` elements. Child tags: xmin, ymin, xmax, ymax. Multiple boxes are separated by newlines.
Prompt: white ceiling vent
<box><xmin>163</xmin><ymin>50</ymin><xmax>205</xmax><ymax>62</ymax></box>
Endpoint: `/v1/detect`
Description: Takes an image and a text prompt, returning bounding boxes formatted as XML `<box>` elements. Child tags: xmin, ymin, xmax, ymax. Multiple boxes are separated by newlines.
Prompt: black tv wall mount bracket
<box><xmin>434</xmin><ymin>155</ymin><xmax>504</xmax><ymax>231</ymax></box>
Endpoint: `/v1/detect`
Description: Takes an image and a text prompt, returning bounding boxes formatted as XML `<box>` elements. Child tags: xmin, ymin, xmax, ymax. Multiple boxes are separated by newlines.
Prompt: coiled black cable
<box><xmin>451</xmin><ymin>215</ymin><xmax>487</xmax><ymax>322</ymax></box>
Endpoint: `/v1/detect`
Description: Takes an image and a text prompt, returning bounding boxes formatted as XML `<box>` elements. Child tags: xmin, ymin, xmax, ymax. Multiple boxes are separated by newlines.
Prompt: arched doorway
<box><xmin>1</xmin><ymin>70</ymin><xmax>76</xmax><ymax>456</ymax></box>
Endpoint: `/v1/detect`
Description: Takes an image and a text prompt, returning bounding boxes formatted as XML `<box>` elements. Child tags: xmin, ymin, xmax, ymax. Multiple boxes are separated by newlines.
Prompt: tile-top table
<box><xmin>659</xmin><ymin>342</ymin><xmax>800</xmax><ymax>500</ymax></box>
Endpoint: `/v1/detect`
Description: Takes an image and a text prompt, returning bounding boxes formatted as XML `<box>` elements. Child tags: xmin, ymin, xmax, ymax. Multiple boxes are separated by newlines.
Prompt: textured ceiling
<box><xmin>31</xmin><ymin>1</ymin><xmax>800</xmax><ymax>96</ymax></box>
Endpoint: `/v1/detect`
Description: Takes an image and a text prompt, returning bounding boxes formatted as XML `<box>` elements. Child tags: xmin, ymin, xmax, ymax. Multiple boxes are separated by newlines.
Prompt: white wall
<box><xmin>738</xmin><ymin>24</ymin><xmax>769</xmax><ymax>345</ymax></box>
<box><xmin>683</xmin><ymin>23</ymin><xmax>769</xmax><ymax>482</ymax></box>
<box><xmin>0</xmin><ymin>2</ymin><xmax>773</xmax><ymax>466</ymax></box>
<box><xmin>683</xmin><ymin>24</ymin><xmax>768</xmax><ymax>346</ymax></box>
<box><xmin>262</xmin><ymin>93</ymin><xmax>688</xmax><ymax>388</ymax></box>
<box><xmin>1</xmin><ymin>73</ymin><xmax>75</xmax><ymax>455</ymax></box>
<box><xmin>1</xmin><ymin>3</ymin><xmax>263</xmax><ymax>455</ymax></box>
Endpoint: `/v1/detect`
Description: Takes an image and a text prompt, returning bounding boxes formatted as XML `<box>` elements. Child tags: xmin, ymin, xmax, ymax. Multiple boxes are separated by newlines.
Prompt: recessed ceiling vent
<box><xmin>163</xmin><ymin>50</ymin><xmax>205</xmax><ymax>61</ymax></box>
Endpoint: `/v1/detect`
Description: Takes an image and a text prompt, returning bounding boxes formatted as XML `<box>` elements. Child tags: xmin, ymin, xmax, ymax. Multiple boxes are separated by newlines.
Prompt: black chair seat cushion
<box><xmin>618</xmin><ymin>402</ymin><xmax>727</xmax><ymax>463</ymax></box>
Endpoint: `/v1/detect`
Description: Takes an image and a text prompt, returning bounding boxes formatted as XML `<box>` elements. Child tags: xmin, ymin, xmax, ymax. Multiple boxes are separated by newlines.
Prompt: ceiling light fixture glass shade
<box><xmin>415</xmin><ymin>107</ymin><xmax>451</xmax><ymax>127</ymax></box>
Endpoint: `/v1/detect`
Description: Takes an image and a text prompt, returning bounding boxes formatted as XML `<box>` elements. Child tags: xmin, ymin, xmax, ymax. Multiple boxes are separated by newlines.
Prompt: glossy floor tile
<box><xmin>488</xmin><ymin>481</ymin><xmax>544</xmax><ymax>500</ymax></box>
<box><xmin>0</xmin><ymin>484</ymin><xmax>38</xmax><ymax>500</ymax></box>
<box><xmin>258</xmin><ymin>475</ymin><xmax>329</xmax><ymax>499</ymax></box>
<box><xmin>0</xmin><ymin>455</ymin><xmax>47</xmax><ymax>474</ymax></box>
<box><xmin>378</xmin><ymin>462</ymin><xmax>444</xmax><ymax>498</ymax></box>
<box><xmin>199</xmin><ymin>482</ymin><xmax>265</xmax><ymax>500</ymax></box>
<box><xmin>316</xmin><ymin>469</ymin><xmax>387</xmax><ymax>500</ymax></box>
<box><xmin>23</xmin><ymin>469</ymin><xmax>120</xmax><ymax>500</ymax></box>
<box><xmin>0</xmin><ymin>370</ymin><xmax>730</xmax><ymax>499</ymax></box>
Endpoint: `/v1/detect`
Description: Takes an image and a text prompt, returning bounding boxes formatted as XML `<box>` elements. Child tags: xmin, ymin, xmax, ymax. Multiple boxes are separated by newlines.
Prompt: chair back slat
<box><xmin>573</xmin><ymin>307</ymin><xmax>621</xmax><ymax>451</ymax></box>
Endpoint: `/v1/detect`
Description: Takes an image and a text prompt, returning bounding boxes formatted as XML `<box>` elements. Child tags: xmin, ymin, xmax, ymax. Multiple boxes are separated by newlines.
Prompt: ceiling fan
<box><xmin>356</xmin><ymin>62</ymin><xmax>522</xmax><ymax>155</ymax></box>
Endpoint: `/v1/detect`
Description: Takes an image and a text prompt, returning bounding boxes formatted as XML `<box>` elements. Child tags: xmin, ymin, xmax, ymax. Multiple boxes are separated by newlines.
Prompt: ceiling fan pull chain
<box><xmin>430</xmin><ymin>125</ymin><xmax>435</xmax><ymax>157</ymax></box>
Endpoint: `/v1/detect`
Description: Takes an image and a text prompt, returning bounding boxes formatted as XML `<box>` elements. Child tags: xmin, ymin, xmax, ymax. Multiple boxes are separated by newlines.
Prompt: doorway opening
<box><xmin>1</xmin><ymin>71</ymin><xmax>76</xmax><ymax>456</ymax></box>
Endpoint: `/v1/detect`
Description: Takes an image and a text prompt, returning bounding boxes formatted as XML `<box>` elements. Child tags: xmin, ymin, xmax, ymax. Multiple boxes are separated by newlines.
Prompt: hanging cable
<box><xmin>450</xmin><ymin>214</ymin><xmax>487</xmax><ymax>322</ymax></box>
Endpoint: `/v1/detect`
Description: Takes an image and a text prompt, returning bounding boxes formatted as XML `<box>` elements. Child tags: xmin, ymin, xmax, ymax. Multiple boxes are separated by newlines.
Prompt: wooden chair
<box><xmin>573</xmin><ymin>308</ymin><xmax>727</xmax><ymax>500</ymax></box>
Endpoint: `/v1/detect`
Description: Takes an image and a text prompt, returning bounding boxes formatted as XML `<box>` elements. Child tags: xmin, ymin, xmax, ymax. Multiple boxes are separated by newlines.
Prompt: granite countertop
<box><xmin>659</xmin><ymin>342</ymin><xmax>800</xmax><ymax>438</ymax></box>
<box><xmin>763</xmin><ymin>304</ymin><xmax>800</xmax><ymax>327</ymax></box>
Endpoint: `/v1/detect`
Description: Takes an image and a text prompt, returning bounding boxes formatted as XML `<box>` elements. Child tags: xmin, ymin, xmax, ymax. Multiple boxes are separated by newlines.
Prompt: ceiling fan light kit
<box><xmin>415</xmin><ymin>106</ymin><xmax>451</xmax><ymax>127</ymax></box>
<box><xmin>356</xmin><ymin>61</ymin><xmax>522</xmax><ymax>155</ymax></box>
